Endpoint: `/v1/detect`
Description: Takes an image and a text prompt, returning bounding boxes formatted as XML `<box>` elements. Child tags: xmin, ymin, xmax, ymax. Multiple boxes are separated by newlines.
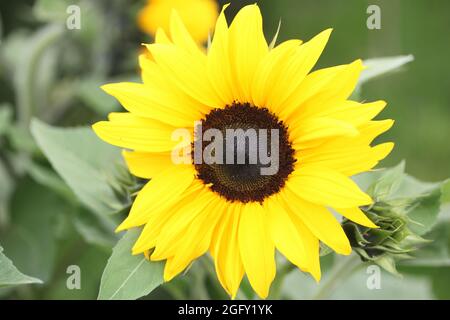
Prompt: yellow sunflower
<box><xmin>138</xmin><ymin>0</ymin><xmax>218</xmax><ymax>43</ymax></box>
<box><xmin>93</xmin><ymin>4</ymin><xmax>394</xmax><ymax>299</ymax></box>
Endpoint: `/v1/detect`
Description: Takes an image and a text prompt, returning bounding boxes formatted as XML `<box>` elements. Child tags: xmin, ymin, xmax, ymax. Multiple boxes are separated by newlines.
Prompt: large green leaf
<box><xmin>0</xmin><ymin>245</ymin><xmax>42</xmax><ymax>288</ymax></box>
<box><xmin>31</xmin><ymin>119</ymin><xmax>129</xmax><ymax>215</ymax></box>
<box><xmin>98</xmin><ymin>229</ymin><xmax>164</xmax><ymax>300</ymax></box>
<box><xmin>0</xmin><ymin>178</ymin><xmax>65</xmax><ymax>282</ymax></box>
<box><xmin>43</xmin><ymin>246</ymin><xmax>110</xmax><ymax>299</ymax></box>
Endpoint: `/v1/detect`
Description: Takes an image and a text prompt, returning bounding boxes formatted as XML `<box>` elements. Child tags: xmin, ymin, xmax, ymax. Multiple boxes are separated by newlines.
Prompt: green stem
<box><xmin>311</xmin><ymin>255</ymin><xmax>361</xmax><ymax>300</ymax></box>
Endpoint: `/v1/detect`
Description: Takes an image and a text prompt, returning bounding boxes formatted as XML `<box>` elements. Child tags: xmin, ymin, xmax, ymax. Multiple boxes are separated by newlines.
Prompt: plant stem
<box><xmin>311</xmin><ymin>255</ymin><xmax>361</xmax><ymax>300</ymax></box>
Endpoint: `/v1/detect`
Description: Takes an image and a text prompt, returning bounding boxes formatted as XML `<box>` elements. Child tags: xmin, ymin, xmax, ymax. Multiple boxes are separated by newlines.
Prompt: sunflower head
<box><xmin>138</xmin><ymin>0</ymin><xmax>218</xmax><ymax>43</ymax></box>
<box><xmin>93</xmin><ymin>4</ymin><xmax>394</xmax><ymax>299</ymax></box>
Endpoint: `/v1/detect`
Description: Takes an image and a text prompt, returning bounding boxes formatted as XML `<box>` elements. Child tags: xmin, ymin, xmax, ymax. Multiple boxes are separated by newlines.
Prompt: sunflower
<box><xmin>138</xmin><ymin>0</ymin><xmax>218</xmax><ymax>43</ymax></box>
<box><xmin>93</xmin><ymin>4</ymin><xmax>394</xmax><ymax>299</ymax></box>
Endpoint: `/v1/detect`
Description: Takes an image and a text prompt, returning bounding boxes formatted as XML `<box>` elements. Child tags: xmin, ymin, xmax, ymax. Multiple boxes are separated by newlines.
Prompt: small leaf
<box><xmin>359</xmin><ymin>55</ymin><xmax>414</xmax><ymax>85</ymax></box>
<box><xmin>98</xmin><ymin>229</ymin><xmax>164</xmax><ymax>300</ymax></box>
<box><xmin>31</xmin><ymin>119</ymin><xmax>129</xmax><ymax>215</ymax></box>
<box><xmin>367</xmin><ymin>161</ymin><xmax>405</xmax><ymax>200</ymax></box>
<box><xmin>0</xmin><ymin>245</ymin><xmax>43</xmax><ymax>288</ymax></box>
<box><xmin>375</xmin><ymin>255</ymin><xmax>401</xmax><ymax>277</ymax></box>
<box><xmin>269</xmin><ymin>20</ymin><xmax>282</xmax><ymax>50</ymax></box>
<box><xmin>407</xmin><ymin>188</ymin><xmax>441</xmax><ymax>236</ymax></box>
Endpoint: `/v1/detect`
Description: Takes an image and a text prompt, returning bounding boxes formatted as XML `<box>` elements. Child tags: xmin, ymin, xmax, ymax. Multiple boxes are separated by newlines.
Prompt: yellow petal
<box><xmin>358</xmin><ymin>120</ymin><xmax>395</xmax><ymax>144</ymax></box>
<box><xmin>238</xmin><ymin>202</ymin><xmax>275</xmax><ymax>299</ymax></box>
<box><xmin>138</xmin><ymin>54</ymin><xmax>212</xmax><ymax>115</ymax></box>
<box><xmin>207</xmin><ymin>4</ymin><xmax>234</xmax><ymax>105</ymax></box>
<box><xmin>101</xmin><ymin>82</ymin><xmax>201</xmax><ymax>127</ymax></box>
<box><xmin>137</xmin><ymin>0</ymin><xmax>218</xmax><ymax>43</ymax></box>
<box><xmin>122</xmin><ymin>151</ymin><xmax>174</xmax><ymax>179</ymax></box>
<box><xmin>287</xmin><ymin>164</ymin><xmax>373</xmax><ymax>208</ymax></box>
<box><xmin>163</xmin><ymin>198</ymin><xmax>225</xmax><ymax>281</ymax></box>
<box><xmin>116</xmin><ymin>165</ymin><xmax>195</xmax><ymax>231</ymax></box>
<box><xmin>155</xmin><ymin>28</ymin><xmax>172</xmax><ymax>44</ymax></box>
<box><xmin>300</xmin><ymin>142</ymin><xmax>394</xmax><ymax>176</ymax></box>
<box><xmin>268</xmin><ymin>29</ymin><xmax>332</xmax><ymax>114</ymax></box>
<box><xmin>334</xmin><ymin>207</ymin><xmax>378</xmax><ymax>228</ymax></box>
<box><xmin>169</xmin><ymin>10</ymin><xmax>203</xmax><ymax>56</ymax></box>
<box><xmin>301</xmin><ymin>100</ymin><xmax>387</xmax><ymax>126</ymax></box>
<box><xmin>265</xmin><ymin>195</ymin><xmax>309</xmax><ymax>271</ymax></box>
<box><xmin>92</xmin><ymin>113</ymin><xmax>183</xmax><ymax>153</ymax></box>
<box><xmin>147</xmin><ymin>43</ymin><xmax>223</xmax><ymax>107</ymax></box>
<box><xmin>228</xmin><ymin>4</ymin><xmax>268</xmax><ymax>103</ymax></box>
<box><xmin>150</xmin><ymin>188</ymin><xmax>218</xmax><ymax>259</ymax></box>
<box><xmin>252</xmin><ymin>39</ymin><xmax>302</xmax><ymax>107</ymax></box>
<box><xmin>290</xmin><ymin>117</ymin><xmax>359</xmax><ymax>150</ymax></box>
<box><xmin>210</xmin><ymin>202</ymin><xmax>244</xmax><ymax>298</ymax></box>
<box><xmin>282</xmin><ymin>59</ymin><xmax>363</xmax><ymax>121</ymax></box>
<box><xmin>281</xmin><ymin>190</ymin><xmax>352</xmax><ymax>255</ymax></box>
<box><xmin>287</xmin><ymin>210</ymin><xmax>321</xmax><ymax>281</ymax></box>
<box><xmin>131</xmin><ymin>180</ymin><xmax>205</xmax><ymax>253</ymax></box>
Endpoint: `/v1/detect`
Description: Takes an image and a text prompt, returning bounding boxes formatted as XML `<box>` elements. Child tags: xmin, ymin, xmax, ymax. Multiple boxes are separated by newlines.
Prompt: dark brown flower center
<box><xmin>193</xmin><ymin>102</ymin><xmax>296</xmax><ymax>203</ymax></box>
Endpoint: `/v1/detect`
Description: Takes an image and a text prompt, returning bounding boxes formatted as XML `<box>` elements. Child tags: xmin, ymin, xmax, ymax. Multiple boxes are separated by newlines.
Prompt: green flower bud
<box><xmin>342</xmin><ymin>200</ymin><xmax>430</xmax><ymax>276</ymax></box>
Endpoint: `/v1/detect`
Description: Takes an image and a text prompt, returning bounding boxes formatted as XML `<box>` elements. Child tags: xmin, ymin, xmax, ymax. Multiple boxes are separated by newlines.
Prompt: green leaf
<box><xmin>402</xmin><ymin>222</ymin><xmax>450</xmax><ymax>267</ymax></box>
<box><xmin>73</xmin><ymin>208</ymin><xmax>118</xmax><ymax>247</ymax></box>
<box><xmin>0</xmin><ymin>105</ymin><xmax>12</xmax><ymax>136</ymax></box>
<box><xmin>367</xmin><ymin>161</ymin><xmax>405</xmax><ymax>200</ymax></box>
<box><xmin>76</xmin><ymin>78</ymin><xmax>119</xmax><ymax>115</ymax></box>
<box><xmin>98</xmin><ymin>229</ymin><xmax>164</xmax><ymax>300</ymax></box>
<box><xmin>31</xmin><ymin>119</ymin><xmax>129</xmax><ymax>215</ymax></box>
<box><xmin>374</xmin><ymin>255</ymin><xmax>401</xmax><ymax>277</ymax></box>
<box><xmin>0</xmin><ymin>245</ymin><xmax>42</xmax><ymax>288</ymax></box>
<box><xmin>359</xmin><ymin>55</ymin><xmax>414</xmax><ymax>85</ymax></box>
<box><xmin>43</xmin><ymin>246</ymin><xmax>110</xmax><ymax>299</ymax></box>
<box><xmin>407</xmin><ymin>188</ymin><xmax>442</xmax><ymax>236</ymax></box>
<box><xmin>0</xmin><ymin>178</ymin><xmax>66</xmax><ymax>282</ymax></box>
<box><xmin>7</xmin><ymin>126</ymin><xmax>39</xmax><ymax>154</ymax></box>
<box><xmin>440</xmin><ymin>180</ymin><xmax>450</xmax><ymax>204</ymax></box>
<box><xmin>27</xmin><ymin>161</ymin><xmax>75</xmax><ymax>202</ymax></box>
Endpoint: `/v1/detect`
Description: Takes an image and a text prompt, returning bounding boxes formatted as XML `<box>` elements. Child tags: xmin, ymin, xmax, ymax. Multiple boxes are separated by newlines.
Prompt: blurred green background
<box><xmin>0</xmin><ymin>0</ymin><xmax>449</xmax><ymax>300</ymax></box>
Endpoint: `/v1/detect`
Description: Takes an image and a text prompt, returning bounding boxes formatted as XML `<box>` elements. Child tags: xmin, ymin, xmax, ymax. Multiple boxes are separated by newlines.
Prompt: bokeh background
<box><xmin>0</xmin><ymin>0</ymin><xmax>449</xmax><ymax>300</ymax></box>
